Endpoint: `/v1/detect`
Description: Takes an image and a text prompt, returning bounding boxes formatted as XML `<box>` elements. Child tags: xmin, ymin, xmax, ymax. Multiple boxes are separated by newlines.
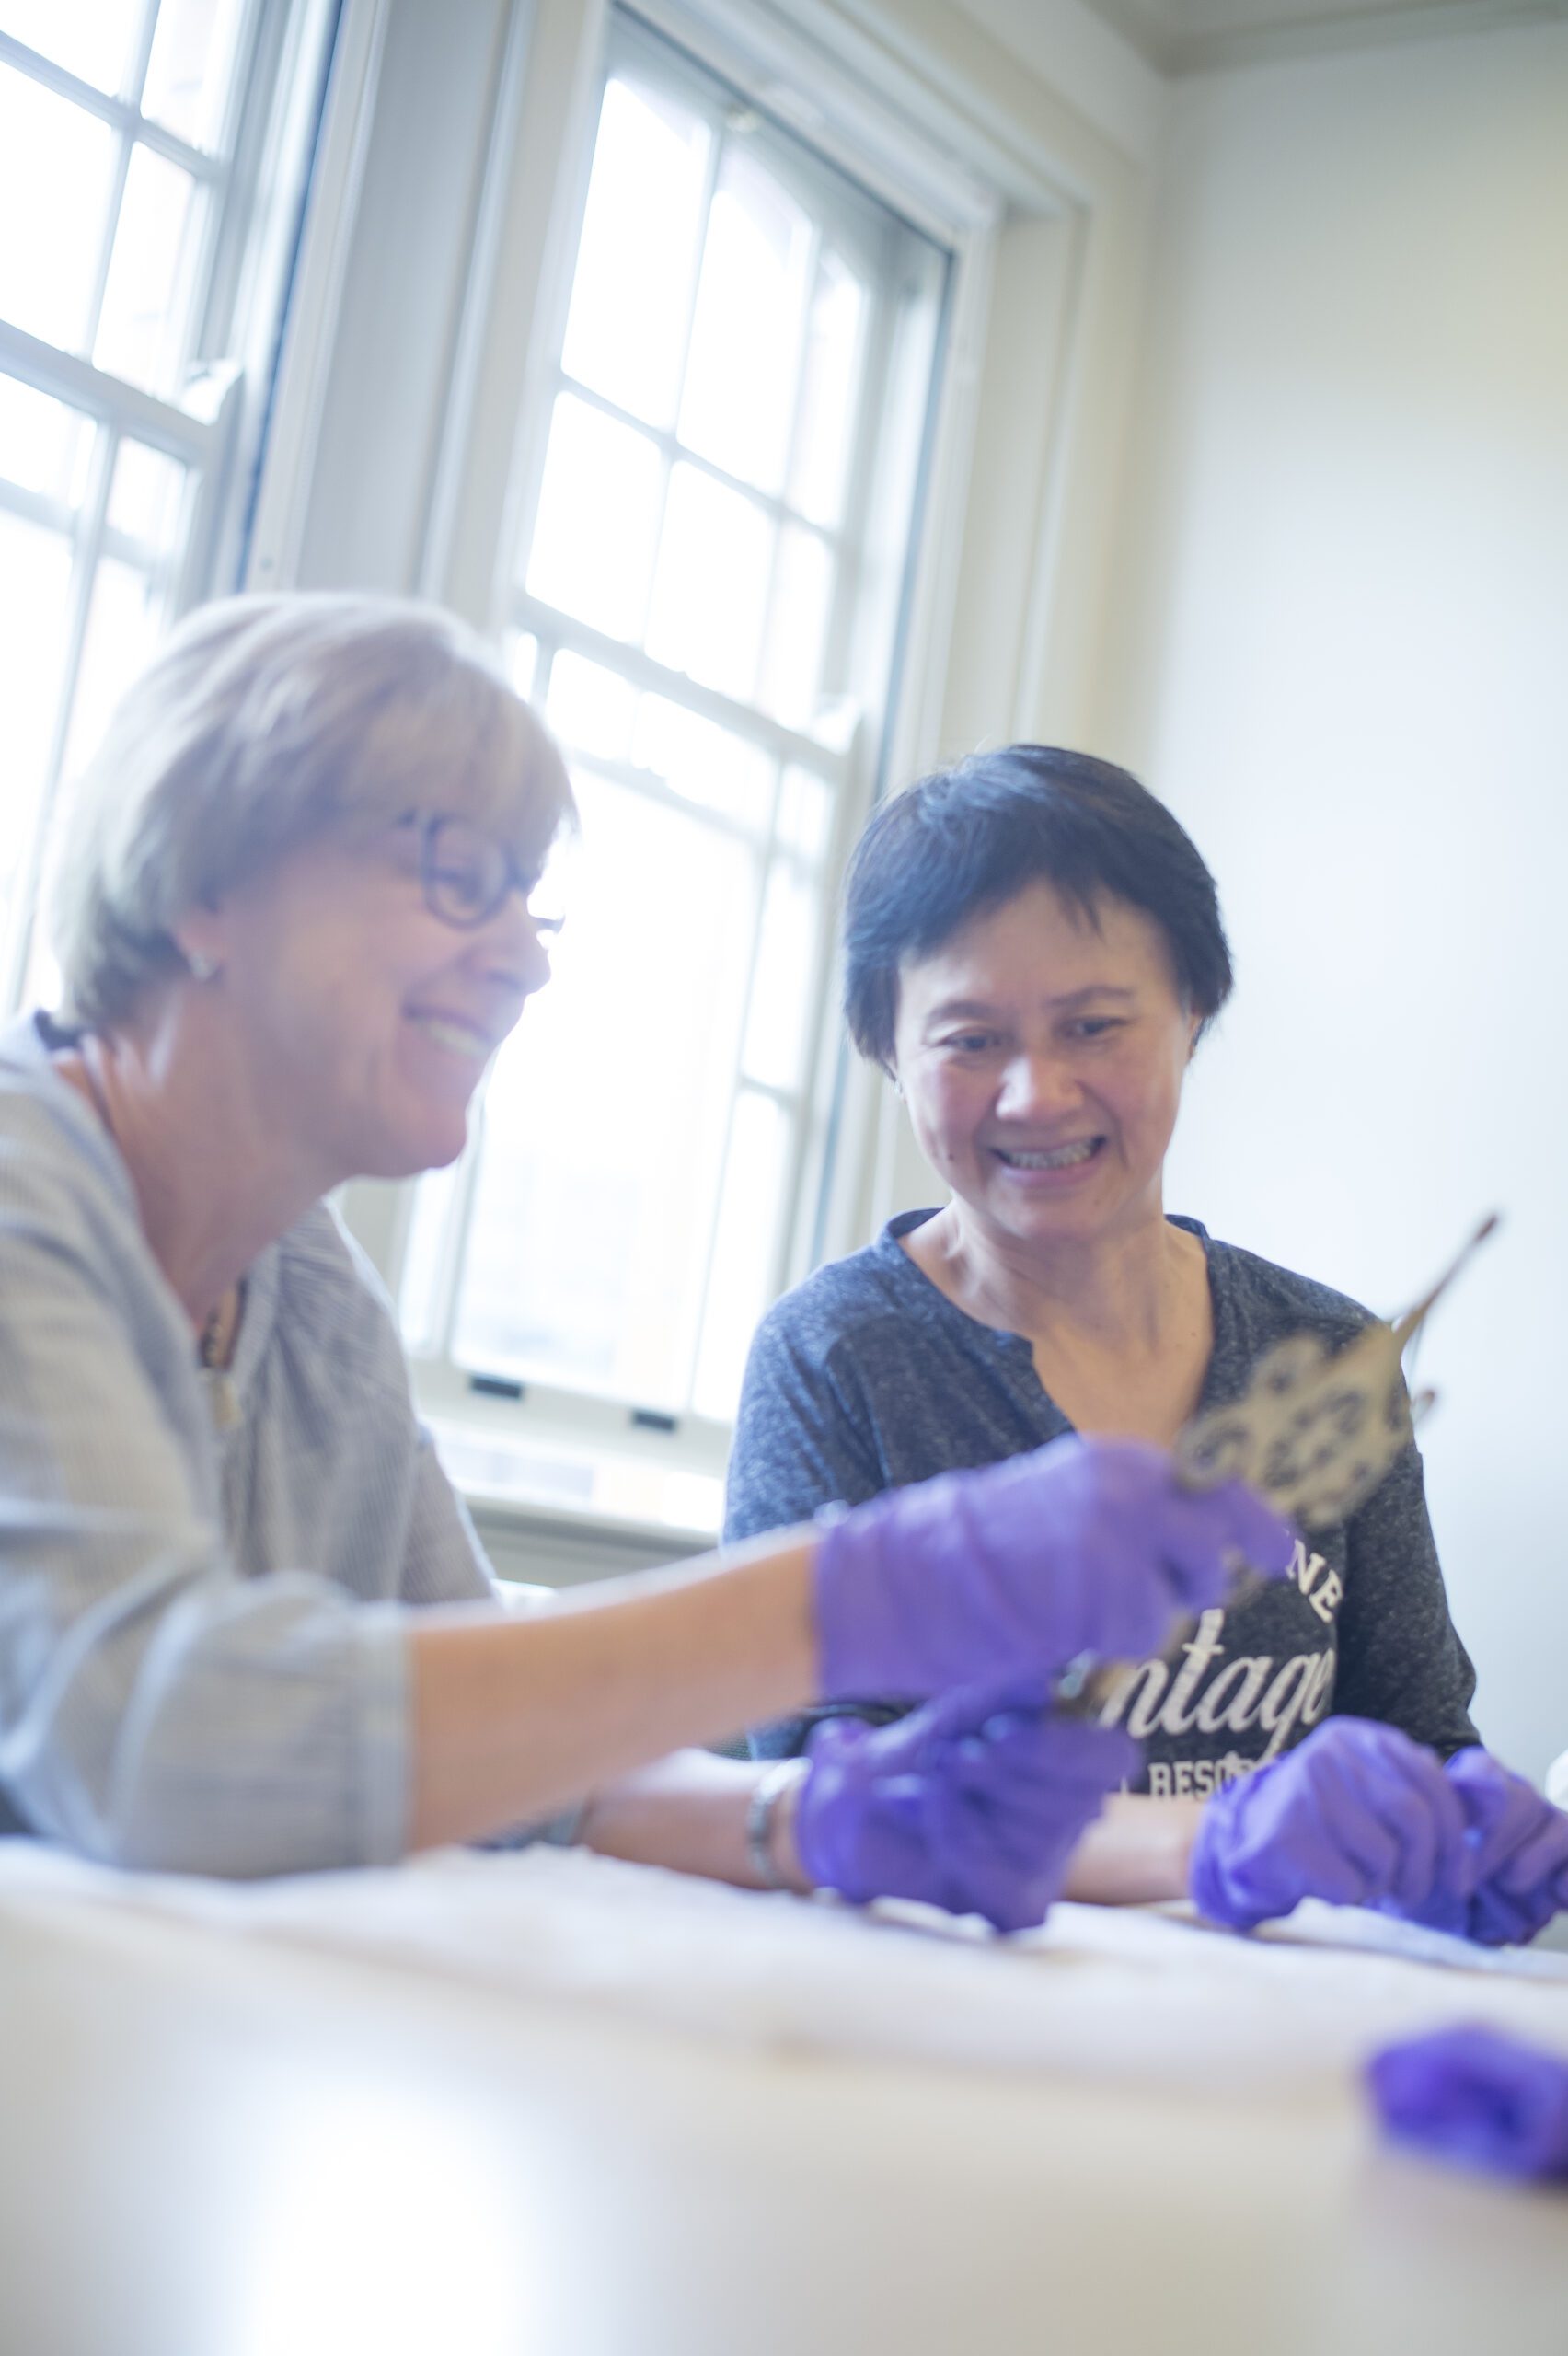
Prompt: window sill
<box><xmin>429</xmin><ymin>1415</ymin><xmax>721</xmax><ymax>1571</ymax></box>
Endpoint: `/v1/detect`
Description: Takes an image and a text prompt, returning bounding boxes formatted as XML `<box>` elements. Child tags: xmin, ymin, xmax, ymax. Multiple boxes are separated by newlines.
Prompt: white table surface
<box><xmin>0</xmin><ymin>1843</ymin><xmax>1564</xmax><ymax>2356</ymax></box>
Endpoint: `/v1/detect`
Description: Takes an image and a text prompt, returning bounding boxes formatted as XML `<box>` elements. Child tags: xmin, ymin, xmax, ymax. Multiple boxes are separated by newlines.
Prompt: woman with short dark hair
<box><xmin>729</xmin><ymin>745</ymin><xmax>1568</xmax><ymax>1942</ymax></box>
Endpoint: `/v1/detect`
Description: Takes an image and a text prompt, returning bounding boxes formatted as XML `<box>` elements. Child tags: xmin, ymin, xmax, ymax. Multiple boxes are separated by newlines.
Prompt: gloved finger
<box><xmin>1362</xmin><ymin>1743</ymin><xmax>1471</xmax><ymax>1914</ymax></box>
<box><xmin>1285</xmin><ymin>1836</ymin><xmax>1383</xmax><ymax>1911</ymax></box>
<box><xmin>803</xmin><ymin>1715</ymin><xmax>877</xmax><ymax>1765</ymax></box>
<box><xmin>1468</xmin><ymin>1883</ymin><xmax>1549</xmax><ymax>1948</ymax></box>
<box><xmin>941</xmin><ymin>1733</ymin><xmax>1122</xmax><ymax>1830</ymax></box>
<box><xmin>1169</xmin><ymin>1478</ymin><xmax>1298</xmax><ymax>1589</ymax></box>
<box><xmin>970</xmin><ymin>1729</ymin><xmax>1131</xmax><ymax>1821</ymax></box>
<box><xmin>980</xmin><ymin>1872</ymin><xmax>1056</xmax><ymax>1934</ymax></box>
<box><xmin>1155</xmin><ymin>1486</ymin><xmax>1297</xmax><ymax>1616</ymax></box>
<box><xmin>918</xmin><ymin>1680</ymin><xmax>1054</xmax><ymax>1745</ymax></box>
<box><xmin>1445</xmin><ymin>1750</ymin><xmax>1542</xmax><ymax>1881</ymax></box>
<box><xmin>980</xmin><ymin>1718</ymin><xmax>1141</xmax><ymax>1796</ymax></box>
<box><xmin>1306</xmin><ymin>1753</ymin><xmax>1407</xmax><ymax>1901</ymax></box>
<box><xmin>1492</xmin><ymin>1806</ymin><xmax>1568</xmax><ymax>1899</ymax></box>
<box><xmin>972</xmin><ymin>1679</ymin><xmax>1054</xmax><ymax>1725</ymax></box>
<box><xmin>920</xmin><ymin>1779</ymin><xmax>1066</xmax><ymax>1903</ymax></box>
<box><xmin>962</xmin><ymin>1790</ymin><xmax>1100</xmax><ymax>1877</ymax></box>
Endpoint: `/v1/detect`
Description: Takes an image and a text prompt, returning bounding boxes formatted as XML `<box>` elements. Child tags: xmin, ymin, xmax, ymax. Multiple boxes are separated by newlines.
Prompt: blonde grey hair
<box><xmin>52</xmin><ymin>592</ymin><xmax>574</xmax><ymax>1028</ymax></box>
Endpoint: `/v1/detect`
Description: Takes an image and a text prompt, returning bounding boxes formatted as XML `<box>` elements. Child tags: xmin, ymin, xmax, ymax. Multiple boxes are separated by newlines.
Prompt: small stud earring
<box><xmin>187</xmin><ymin>950</ymin><xmax>220</xmax><ymax>983</ymax></box>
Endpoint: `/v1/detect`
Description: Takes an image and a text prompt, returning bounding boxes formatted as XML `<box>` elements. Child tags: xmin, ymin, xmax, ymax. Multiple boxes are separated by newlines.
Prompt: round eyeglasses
<box><xmin>398</xmin><ymin>812</ymin><xmax>562</xmax><ymax>935</ymax></box>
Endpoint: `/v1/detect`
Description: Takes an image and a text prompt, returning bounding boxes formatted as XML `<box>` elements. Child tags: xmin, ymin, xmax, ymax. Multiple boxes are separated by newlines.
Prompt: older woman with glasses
<box><xmin>0</xmin><ymin>595</ymin><xmax>1290</xmax><ymax>1915</ymax></box>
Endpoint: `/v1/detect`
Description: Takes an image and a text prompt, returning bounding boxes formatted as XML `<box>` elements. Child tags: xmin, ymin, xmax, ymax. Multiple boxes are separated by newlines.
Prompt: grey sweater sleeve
<box><xmin>725</xmin><ymin>1311</ymin><xmax>902</xmax><ymax>1761</ymax></box>
<box><xmin>1330</xmin><ymin>1437</ymin><xmax>1479</xmax><ymax>1755</ymax></box>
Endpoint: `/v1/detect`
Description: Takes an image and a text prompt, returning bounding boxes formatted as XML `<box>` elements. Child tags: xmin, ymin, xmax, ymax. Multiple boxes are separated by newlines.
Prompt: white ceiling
<box><xmin>1075</xmin><ymin>0</ymin><xmax>1568</xmax><ymax>75</ymax></box>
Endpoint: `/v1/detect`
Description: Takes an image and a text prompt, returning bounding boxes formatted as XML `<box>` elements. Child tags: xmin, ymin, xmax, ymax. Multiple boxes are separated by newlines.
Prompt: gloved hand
<box><xmin>1407</xmin><ymin>1750</ymin><xmax>1568</xmax><ymax>1946</ymax></box>
<box><xmin>1366</xmin><ymin>2025</ymin><xmax>1568</xmax><ymax>2181</ymax></box>
<box><xmin>794</xmin><ymin>1687</ymin><xmax>1140</xmax><ymax>1933</ymax></box>
<box><xmin>1189</xmin><ymin>1717</ymin><xmax>1474</xmax><ymax>1933</ymax></box>
<box><xmin>813</xmin><ymin>1435</ymin><xmax>1295</xmax><ymax>1702</ymax></box>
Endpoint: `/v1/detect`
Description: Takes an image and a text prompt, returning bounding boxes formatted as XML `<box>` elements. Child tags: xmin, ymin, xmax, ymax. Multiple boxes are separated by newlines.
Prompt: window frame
<box><xmin>354</xmin><ymin>3</ymin><xmax>978</xmax><ymax>1501</ymax></box>
<box><xmin>0</xmin><ymin>0</ymin><xmax>340</xmax><ymax>1011</ymax></box>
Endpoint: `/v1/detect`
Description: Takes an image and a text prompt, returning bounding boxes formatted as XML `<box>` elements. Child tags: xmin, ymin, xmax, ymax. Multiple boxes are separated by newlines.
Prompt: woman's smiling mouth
<box><xmin>991</xmin><ymin>1138</ymin><xmax>1105</xmax><ymax>1172</ymax></box>
<box><xmin>406</xmin><ymin>1009</ymin><xmax>495</xmax><ymax>1062</ymax></box>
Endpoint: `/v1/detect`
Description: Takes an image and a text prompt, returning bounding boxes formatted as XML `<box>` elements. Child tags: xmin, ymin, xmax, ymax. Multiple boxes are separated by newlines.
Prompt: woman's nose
<box><xmin>997</xmin><ymin>1051</ymin><xmax>1079</xmax><ymax>1120</ymax></box>
<box><xmin>476</xmin><ymin>891</ymin><xmax>555</xmax><ymax>999</ymax></box>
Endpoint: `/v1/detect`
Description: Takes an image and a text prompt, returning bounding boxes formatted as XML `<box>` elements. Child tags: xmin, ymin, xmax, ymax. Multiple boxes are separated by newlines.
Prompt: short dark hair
<box><xmin>843</xmin><ymin>745</ymin><xmax>1233</xmax><ymax>1069</ymax></box>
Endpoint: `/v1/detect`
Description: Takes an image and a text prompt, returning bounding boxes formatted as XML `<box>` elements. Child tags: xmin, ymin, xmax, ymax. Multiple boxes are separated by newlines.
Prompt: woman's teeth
<box><xmin>997</xmin><ymin>1140</ymin><xmax>1099</xmax><ymax>1170</ymax></box>
<box><xmin>411</xmin><ymin>1014</ymin><xmax>490</xmax><ymax>1061</ymax></box>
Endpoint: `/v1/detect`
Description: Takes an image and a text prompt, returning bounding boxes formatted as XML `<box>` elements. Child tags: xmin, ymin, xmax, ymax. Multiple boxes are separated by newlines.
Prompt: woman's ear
<box><xmin>171</xmin><ymin>905</ymin><xmax>227</xmax><ymax>985</ymax></box>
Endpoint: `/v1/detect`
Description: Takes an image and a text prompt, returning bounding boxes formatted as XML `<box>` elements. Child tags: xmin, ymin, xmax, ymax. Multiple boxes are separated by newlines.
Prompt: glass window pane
<box><xmin>644</xmin><ymin>462</ymin><xmax>771</xmax><ymax>702</ymax></box>
<box><xmin>452</xmin><ymin>771</ymin><xmax>758</xmax><ymax>1408</ymax></box>
<box><xmin>95</xmin><ymin>144</ymin><xmax>203</xmax><ymax>396</ymax></box>
<box><xmin>398</xmin><ymin>1158</ymin><xmax>463</xmax><ymax>1357</ymax></box>
<box><xmin>504</xmin><ymin>629</ymin><xmax>539</xmax><ymax>702</ymax></box>
<box><xmin>789</xmin><ymin>251</ymin><xmax>867</xmax><ymax>528</ymax></box>
<box><xmin>545</xmin><ymin>650</ymin><xmax>635</xmax><ymax>766</ymax></box>
<box><xmin>0</xmin><ymin>64</ymin><xmax>118</xmax><ymax>352</ymax></box>
<box><xmin>678</xmin><ymin>144</ymin><xmax>813</xmax><ymax>495</ymax></box>
<box><xmin>62</xmin><ymin>553</ymin><xmax>170</xmax><ymax>780</ymax></box>
<box><xmin>105</xmin><ymin>435</ymin><xmax>189</xmax><ymax>549</ymax></box>
<box><xmin>776</xmin><ymin>765</ymin><xmax>832</xmax><ymax>862</ymax></box>
<box><xmin>0</xmin><ymin>373</ymin><xmax>91</xmax><ymax>505</ymax></box>
<box><xmin>757</xmin><ymin>522</ymin><xmax>833</xmax><ymax>731</ymax></box>
<box><xmin>631</xmin><ymin>695</ymin><xmax>774</xmax><ymax>832</ymax></box>
<box><xmin>525</xmin><ymin>392</ymin><xmax>663</xmax><ymax>645</ymax></box>
<box><xmin>143</xmin><ymin>0</ymin><xmax>248</xmax><ymax>150</ymax></box>
<box><xmin>0</xmin><ymin>0</ymin><xmax>141</xmax><ymax>92</ymax></box>
<box><xmin>691</xmin><ymin>1091</ymin><xmax>790</xmax><ymax>1421</ymax></box>
<box><xmin>560</xmin><ymin>74</ymin><xmax>711</xmax><ymax>432</ymax></box>
<box><xmin>0</xmin><ymin>510</ymin><xmax>74</xmax><ymax>978</ymax></box>
<box><xmin>742</xmin><ymin>859</ymin><xmax>820</xmax><ymax>1091</ymax></box>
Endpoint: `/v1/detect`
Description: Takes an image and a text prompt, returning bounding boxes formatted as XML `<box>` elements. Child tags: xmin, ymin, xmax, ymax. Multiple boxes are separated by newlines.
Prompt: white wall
<box><xmin>1092</xmin><ymin>21</ymin><xmax>1568</xmax><ymax>1780</ymax></box>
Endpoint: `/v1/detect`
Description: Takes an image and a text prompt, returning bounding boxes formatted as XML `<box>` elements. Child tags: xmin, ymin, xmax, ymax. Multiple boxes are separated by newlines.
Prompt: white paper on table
<box><xmin>4</xmin><ymin>1840</ymin><xmax>1568</xmax><ymax>2095</ymax></box>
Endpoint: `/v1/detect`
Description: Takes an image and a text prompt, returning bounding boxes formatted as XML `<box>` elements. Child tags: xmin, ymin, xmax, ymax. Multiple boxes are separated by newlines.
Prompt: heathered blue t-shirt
<box><xmin>725</xmin><ymin>1210</ymin><xmax>1479</xmax><ymax>1791</ymax></box>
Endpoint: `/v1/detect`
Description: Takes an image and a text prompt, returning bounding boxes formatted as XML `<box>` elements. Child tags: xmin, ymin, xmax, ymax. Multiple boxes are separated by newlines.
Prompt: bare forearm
<box><xmin>578</xmin><ymin>1750</ymin><xmax>812</xmax><ymax>1893</ymax></box>
<box><xmin>408</xmin><ymin>1534</ymin><xmax>817</xmax><ymax>1851</ymax></box>
<box><xmin>1059</xmin><ymin>1793</ymin><xmax>1205</xmax><ymax>1905</ymax></box>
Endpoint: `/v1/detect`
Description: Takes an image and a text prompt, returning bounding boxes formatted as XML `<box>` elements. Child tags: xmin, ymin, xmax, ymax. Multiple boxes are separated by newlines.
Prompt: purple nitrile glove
<box><xmin>1366</xmin><ymin>2025</ymin><xmax>1568</xmax><ymax>2182</ymax></box>
<box><xmin>794</xmin><ymin>1685</ymin><xmax>1140</xmax><ymax>1934</ymax></box>
<box><xmin>1189</xmin><ymin>1717</ymin><xmax>1475</xmax><ymax>1934</ymax></box>
<box><xmin>813</xmin><ymin>1435</ymin><xmax>1295</xmax><ymax>1703</ymax></box>
<box><xmin>1405</xmin><ymin>1750</ymin><xmax>1568</xmax><ymax>1947</ymax></box>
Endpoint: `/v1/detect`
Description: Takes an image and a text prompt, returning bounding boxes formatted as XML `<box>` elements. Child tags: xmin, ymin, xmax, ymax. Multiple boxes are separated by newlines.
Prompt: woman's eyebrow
<box><xmin>925</xmin><ymin>985</ymin><xmax>1137</xmax><ymax>1025</ymax></box>
<box><xmin>1051</xmin><ymin>985</ymin><xmax>1136</xmax><ymax>1009</ymax></box>
<box><xmin>923</xmin><ymin>999</ymin><xmax>1004</xmax><ymax>1025</ymax></box>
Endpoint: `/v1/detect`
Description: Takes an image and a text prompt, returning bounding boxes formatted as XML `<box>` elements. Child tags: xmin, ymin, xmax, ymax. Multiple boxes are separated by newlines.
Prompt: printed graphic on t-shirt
<box><xmin>1097</xmin><ymin>1539</ymin><xmax>1343</xmax><ymax>1790</ymax></box>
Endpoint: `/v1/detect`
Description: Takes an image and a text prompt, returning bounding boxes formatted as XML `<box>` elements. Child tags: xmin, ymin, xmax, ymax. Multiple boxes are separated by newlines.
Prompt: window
<box><xmin>401</xmin><ymin>11</ymin><xmax>947</xmax><ymax>1469</ymax></box>
<box><xmin>0</xmin><ymin>0</ymin><xmax>325</xmax><ymax>1007</ymax></box>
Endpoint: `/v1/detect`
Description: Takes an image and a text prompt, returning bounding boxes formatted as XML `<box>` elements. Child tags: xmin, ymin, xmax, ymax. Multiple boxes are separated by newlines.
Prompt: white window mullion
<box><xmin>0</xmin><ymin>319</ymin><xmax>218</xmax><ymax>464</ymax></box>
<box><xmin>124</xmin><ymin>0</ymin><xmax>162</xmax><ymax>110</ymax></box>
<box><xmin>80</xmin><ymin>133</ymin><xmax>136</xmax><ymax>364</ymax></box>
<box><xmin>0</xmin><ymin>33</ymin><xmax>224</xmax><ymax>184</ymax></box>
<box><xmin>511</xmin><ymin>590</ymin><xmax>854</xmax><ymax>789</ymax></box>
<box><xmin>665</xmin><ymin>75</ymin><xmax>724</xmax><ymax>426</ymax></box>
<box><xmin>679</xmin><ymin>781</ymin><xmax>785</xmax><ymax>1412</ymax></box>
